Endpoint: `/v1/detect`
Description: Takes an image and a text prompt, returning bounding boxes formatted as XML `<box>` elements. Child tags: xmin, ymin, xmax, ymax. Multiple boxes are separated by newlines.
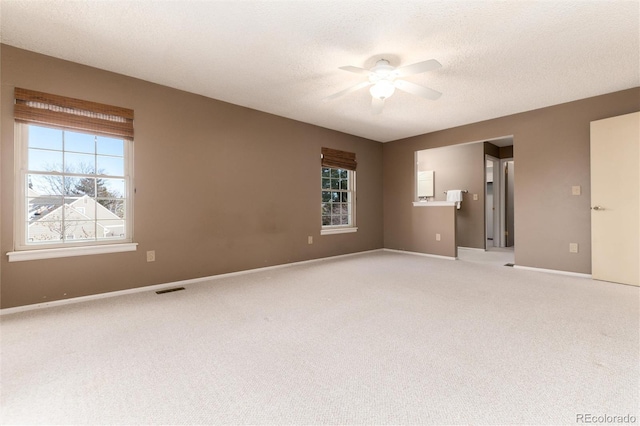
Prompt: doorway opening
<box><xmin>413</xmin><ymin>135</ymin><xmax>514</xmax><ymax>253</ymax></box>
<box><xmin>484</xmin><ymin>138</ymin><xmax>514</xmax><ymax>250</ymax></box>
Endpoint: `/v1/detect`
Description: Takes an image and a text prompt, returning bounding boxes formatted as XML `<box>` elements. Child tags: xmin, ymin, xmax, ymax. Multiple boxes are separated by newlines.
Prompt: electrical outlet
<box><xmin>572</xmin><ymin>186</ymin><xmax>581</xmax><ymax>196</ymax></box>
<box><xmin>436</xmin><ymin>233</ymin><xmax>441</xmax><ymax>241</ymax></box>
<box><xmin>473</xmin><ymin>193</ymin><xmax>478</xmax><ymax>201</ymax></box>
<box><xmin>307</xmin><ymin>236</ymin><xmax>313</xmax><ymax>245</ymax></box>
<box><xmin>147</xmin><ymin>250</ymin><xmax>156</xmax><ymax>262</ymax></box>
<box><xmin>569</xmin><ymin>243</ymin><xmax>578</xmax><ymax>253</ymax></box>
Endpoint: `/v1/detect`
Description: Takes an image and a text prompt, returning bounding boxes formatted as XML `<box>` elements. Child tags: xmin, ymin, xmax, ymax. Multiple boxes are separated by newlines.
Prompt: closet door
<box><xmin>590</xmin><ymin>112</ymin><xmax>639</xmax><ymax>286</ymax></box>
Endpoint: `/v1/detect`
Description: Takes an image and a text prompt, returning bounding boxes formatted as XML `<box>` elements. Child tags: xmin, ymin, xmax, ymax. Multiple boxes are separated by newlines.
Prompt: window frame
<box><xmin>10</xmin><ymin>122</ymin><xmax>135</xmax><ymax>260</ymax></box>
<box><xmin>320</xmin><ymin>166</ymin><xmax>358</xmax><ymax>235</ymax></box>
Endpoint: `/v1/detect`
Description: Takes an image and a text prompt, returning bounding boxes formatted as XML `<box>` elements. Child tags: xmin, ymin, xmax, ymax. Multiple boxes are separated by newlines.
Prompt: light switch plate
<box><xmin>572</xmin><ymin>186</ymin><xmax>581</xmax><ymax>196</ymax></box>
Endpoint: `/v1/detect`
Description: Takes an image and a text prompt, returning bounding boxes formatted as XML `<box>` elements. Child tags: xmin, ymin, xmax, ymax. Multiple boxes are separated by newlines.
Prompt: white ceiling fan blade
<box><xmin>396</xmin><ymin>59</ymin><xmax>442</xmax><ymax>77</ymax></box>
<box><xmin>371</xmin><ymin>97</ymin><xmax>384</xmax><ymax>115</ymax></box>
<box><xmin>394</xmin><ymin>80</ymin><xmax>442</xmax><ymax>100</ymax></box>
<box><xmin>324</xmin><ymin>81</ymin><xmax>371</xmax><ymax>101</ymax></box>
<box><xmin>339</xmin><ymin>65</ymin><xmax>371</xmax><ymax>75</ymax></box>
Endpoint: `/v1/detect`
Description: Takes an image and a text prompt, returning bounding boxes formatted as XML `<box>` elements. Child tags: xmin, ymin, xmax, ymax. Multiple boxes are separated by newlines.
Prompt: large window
<box><xmin>18</xmin><ymin>124</ymin><xmax>131</xmax><ymax>246</ymax></box>
<box><xmin>320</xmin><ymin>147</ymin><xmax>357</xmax><ymax>235</ymax></box>
<box><xmin>9</xmin><ymin>88</ymin><xmax>135</xmax><ymax>261</ymax></box>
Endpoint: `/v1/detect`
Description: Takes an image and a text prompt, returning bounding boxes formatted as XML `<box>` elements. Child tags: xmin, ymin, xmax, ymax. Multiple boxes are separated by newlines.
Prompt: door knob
<box><xmin>591</xmin><ymin>206</ymin><xmax>605</xmax><ymax>211</ymax></box>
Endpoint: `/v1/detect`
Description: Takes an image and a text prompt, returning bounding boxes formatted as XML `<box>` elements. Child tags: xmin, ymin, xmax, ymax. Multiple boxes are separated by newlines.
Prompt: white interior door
<box><xmin>590</xmin><ymin>112</ymin><xmax>640</xmax><ymax>286</ymax></box>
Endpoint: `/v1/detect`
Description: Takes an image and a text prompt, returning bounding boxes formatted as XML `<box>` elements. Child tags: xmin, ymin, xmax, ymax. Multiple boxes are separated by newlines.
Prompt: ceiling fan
<box><xmin>327</xmin><ymin>58</ymin><xmax>442</xmax><ymax>114</ymax></box>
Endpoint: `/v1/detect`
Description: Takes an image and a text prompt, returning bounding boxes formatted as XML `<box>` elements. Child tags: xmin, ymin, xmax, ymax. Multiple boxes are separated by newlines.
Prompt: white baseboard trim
<box><xmin>457</xmin><ymin>247</ymin><xmax>486</xmax><ymax>252</ymax></box>
<box><xmin>0</xmin><ymin>249</ymin><xmax>384</xmax><ymax>316</ymax></box>
<box><xmin>513</xmin><ymin>265</ymin><xmax>592</xmax><ymax>279</ymax></box>
<box><xmin>383</xmin><ymin>248</ymin><xmax>457</xmax><ymax>261</ymax></box>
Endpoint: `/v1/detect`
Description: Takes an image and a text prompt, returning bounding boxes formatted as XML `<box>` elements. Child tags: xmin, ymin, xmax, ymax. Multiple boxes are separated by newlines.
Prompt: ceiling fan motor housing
<box><xmin>369</xmin><ymin>60</ymin><xmax>397</xmax><ymax>100</ymax></box>
<box><xmin>368</xmin><ymin>59</ymin><xmax>397</xmax><ymax>82</ymax></box>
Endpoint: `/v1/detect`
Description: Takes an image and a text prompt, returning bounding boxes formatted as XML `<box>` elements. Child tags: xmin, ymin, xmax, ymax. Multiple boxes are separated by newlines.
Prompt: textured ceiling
<box><xmin>1</xmin><ymin>0</ymin><xmax>638</xmax><ymax>143</ymax></box>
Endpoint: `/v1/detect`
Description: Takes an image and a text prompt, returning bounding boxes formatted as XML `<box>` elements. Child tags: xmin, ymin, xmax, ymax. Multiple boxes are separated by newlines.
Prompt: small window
<box><xmin>320</xmin><ymin>147</ymin><xmax>357</xmax><ymax>235</ymax></box>
<box><xmin>321</xmin><ymin>167</ymin><xmax>357</xmax><ymax>234</ymax></box>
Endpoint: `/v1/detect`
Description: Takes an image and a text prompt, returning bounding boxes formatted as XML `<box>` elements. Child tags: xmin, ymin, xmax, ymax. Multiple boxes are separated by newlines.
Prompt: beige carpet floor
<box><xmin>1</xmin><ymin>250</ymin><xmax>638</xmax><ymax>425</ymax></box>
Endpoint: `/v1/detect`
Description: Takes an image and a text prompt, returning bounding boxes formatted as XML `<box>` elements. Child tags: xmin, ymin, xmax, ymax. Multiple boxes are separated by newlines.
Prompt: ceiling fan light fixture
<box><xmin>330</xmin><ymin>57</ymin><xmax>442</xmax><ymax>111</ymax></box>
<box><xmin>369</xmin><ymin>80</ymin><xmax>395</xmax><ymax>100</ymax></box>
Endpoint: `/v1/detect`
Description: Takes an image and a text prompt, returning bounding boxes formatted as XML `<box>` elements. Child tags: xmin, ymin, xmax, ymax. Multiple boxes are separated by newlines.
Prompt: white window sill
<box><xmin>321</xmin><ymin>227</ymin><xmax>358</xmax><ymax>235</ymax></box>
<box><xmin>7</xmin><ymin>243</ymin><xmax>138</xmax><ymax>262</ymax></box>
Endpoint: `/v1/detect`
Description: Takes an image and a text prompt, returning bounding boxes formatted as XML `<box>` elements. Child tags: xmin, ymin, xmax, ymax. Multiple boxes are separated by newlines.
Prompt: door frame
<box><xmin>499</xmin><ymin>157</ymin><xmax>514</xmax><ymax>247</ymax></box>
<box><xmin>485</xmin><ymin>155</ymin><xmax>500</xmax><ymax>249</ymax></box>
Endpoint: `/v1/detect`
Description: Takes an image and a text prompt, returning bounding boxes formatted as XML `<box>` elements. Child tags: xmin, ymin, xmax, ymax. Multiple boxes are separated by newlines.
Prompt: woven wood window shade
<box><xmin>14</xmin><ymin>88</ymin><xmax>134</xmax><ymax>140</ymax></box>
<box><xmin>321</xmin><ymin>147</ymin><xmax>357</xmax><ymax>171</ymax></box>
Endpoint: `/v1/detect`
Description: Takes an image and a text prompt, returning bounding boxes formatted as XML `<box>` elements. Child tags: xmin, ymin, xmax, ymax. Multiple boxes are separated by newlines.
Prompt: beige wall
<box><xmin>0</xmin><ymin>45</ymin><xmax>384</xmax><ymax>308</ymax></box>
<box><xmin>384</xmin><ymin>87</ymin><xmax>640</xmax><ymax>273</ymax></box>
<box><xmin>406</xmin><ymin>206</ymin><xmax>457</xmax><ymax>257</ymax></box>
